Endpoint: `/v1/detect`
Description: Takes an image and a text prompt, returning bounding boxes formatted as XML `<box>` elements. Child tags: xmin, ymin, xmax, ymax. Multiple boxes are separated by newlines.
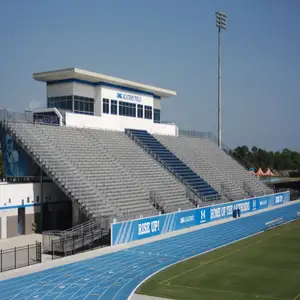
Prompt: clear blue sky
<box><xmin>0</xmin><ymin>0</ymin><xmax>299</xmax><ymax>151</ymax></box>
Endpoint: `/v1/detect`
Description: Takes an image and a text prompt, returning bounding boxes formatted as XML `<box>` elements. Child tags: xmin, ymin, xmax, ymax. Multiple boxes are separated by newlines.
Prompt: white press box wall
<box><xmin>47</xmin><ymin>82</ymin><xmax>178</xmax><ymax>135</ymax></box>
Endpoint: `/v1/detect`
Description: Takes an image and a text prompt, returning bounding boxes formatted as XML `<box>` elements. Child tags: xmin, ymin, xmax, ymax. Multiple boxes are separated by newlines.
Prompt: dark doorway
<box><xmin>18</xmin><ymin>207</ymin><xmax>25</xmax><ymax>235</ymax></box>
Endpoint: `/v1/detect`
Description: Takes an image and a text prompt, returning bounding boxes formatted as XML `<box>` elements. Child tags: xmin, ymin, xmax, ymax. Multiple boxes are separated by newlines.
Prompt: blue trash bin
<box><xmin>233</xmin><ymin>209</ymin><xmax>237</xmax><ymax>218</ymax></box>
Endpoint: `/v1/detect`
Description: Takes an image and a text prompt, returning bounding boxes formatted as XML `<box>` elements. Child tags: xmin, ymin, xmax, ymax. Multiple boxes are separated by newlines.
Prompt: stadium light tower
<box><xmin>216</xmin><ymin>11</ymin><xmax>227</xmax><ymax>148</ymax></box>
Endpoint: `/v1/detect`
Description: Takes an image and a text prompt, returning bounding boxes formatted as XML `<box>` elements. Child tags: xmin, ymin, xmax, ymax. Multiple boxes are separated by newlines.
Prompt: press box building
<box><xmin>32</xmin><ymin>68</ymin><xmax>178</xmax><ymax>135</ymax></box>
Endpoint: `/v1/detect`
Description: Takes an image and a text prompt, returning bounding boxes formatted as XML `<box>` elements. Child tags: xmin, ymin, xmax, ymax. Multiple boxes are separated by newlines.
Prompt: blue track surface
<box><xmin>0</xmin><ymin>203</ymin><xmax>299</xmax><ymax>300</ymax></box>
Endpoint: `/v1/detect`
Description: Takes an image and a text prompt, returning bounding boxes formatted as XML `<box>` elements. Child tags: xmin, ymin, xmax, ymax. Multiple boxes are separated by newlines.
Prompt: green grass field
<box><xmin>137</xmin><ymin>220</ymin><xmax>300</xmax><ymax>300</ymax></box>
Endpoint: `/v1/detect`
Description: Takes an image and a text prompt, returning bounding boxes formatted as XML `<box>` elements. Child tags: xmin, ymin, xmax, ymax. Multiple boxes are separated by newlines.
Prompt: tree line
<box><xmin>230</xmin><ymin>146</ymin><xmax>300</xmax><ymax>173</ymax></box>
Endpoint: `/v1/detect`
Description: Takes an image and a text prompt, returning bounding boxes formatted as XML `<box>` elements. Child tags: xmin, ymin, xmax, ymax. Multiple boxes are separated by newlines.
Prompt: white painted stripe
<box><xmin>161</xmin><ymin>215</ymin><xmax>169</xmax><ymax>234</ymax></box>
<box><xmin>114</xmin><ymin>222</ymin><xmax>125</xmax><ymax>245</ymax></box>
<box><xmin>120</xmin><ymin>221</ymin><xmax>129</xmax><ymax>245</ymax></box>
<box><xmin>125</xmin><ymin>221</ymin><xmax>133</xmax><ymax>244</ymax></box>
<box><xmin>169</xmin><ymin>214</ymin><xmax>176</xmax><ymax>232</ymax></box>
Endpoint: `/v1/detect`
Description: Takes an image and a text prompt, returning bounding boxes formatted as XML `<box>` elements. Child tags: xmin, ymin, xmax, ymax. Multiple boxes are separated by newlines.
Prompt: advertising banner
<box><xmin>111</xmin><ymin>191</ymin><xmax>290</xmax><ymax>246</ymax></box>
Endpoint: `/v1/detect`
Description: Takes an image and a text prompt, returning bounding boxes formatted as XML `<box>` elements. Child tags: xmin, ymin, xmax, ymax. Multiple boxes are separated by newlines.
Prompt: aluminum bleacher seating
<box><xmin>81</xmin><ymin>128</ymin><xmax>194</xmax><ymax>212</ymax></box>
<box><xmin>3</xmin><ymin>121</ymin><xmax>271</xmax><ymax>224</ymax></box>
<box><xmin>126</xmin><ymin>129</ymin><xmax>222</xmax><ymax>202</ymax></box>
<box><xmin>155</xmin><ymin>134</ymin><xmax>273</xmax><ymax>199</ymax></box>
<box><xmin>6</xmin><ymin>122</ymin><xmax>156</xmax><ymax>219</ymax></box>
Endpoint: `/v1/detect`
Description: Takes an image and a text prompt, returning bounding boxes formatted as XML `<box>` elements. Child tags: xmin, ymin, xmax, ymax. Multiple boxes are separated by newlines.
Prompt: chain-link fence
<box><xmin>0</xmin><ymin>242</ymin><xmax>42</xmax><ymax>272</ymax></box>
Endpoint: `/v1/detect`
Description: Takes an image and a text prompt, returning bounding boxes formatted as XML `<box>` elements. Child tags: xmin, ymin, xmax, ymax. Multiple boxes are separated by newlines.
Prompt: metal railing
<box><xmin>150</xmin><ymin>190</ymin><xmax>166</xmax><ymax>213</ymax></box>
<box><xmin>243</xmin><ymin>182</ymin><xmax>255</xmax><ymax>198</ymax></box>
<box><xmin>0</xmin><ymin>110</ymin><xmax>108</xmax><ymax>219</ymax></box>
<box><xmin>220</xmin><ymin>184</ymin><xmax>234</xmax><ymax>201</ymax></box>
<box><xmin>36</xmin><ymin>124</ymin><xmax>114</xmax><ymax>217</ymax></box>
<box><xmin>179</xmin><ymin>129</ymin><xmax>274</xmax><ymax>193</ymax></box>
<box><xmin>86</xmin><ymin>127</ymin><xmax>151</xmax><ymax>217</ymax></box>
<box><xmin>45</xmin><ymin>229</ymin><xmax>110</xmax><ymax>259</ymax></box>
<box><xmin>179</xmin><ymin>130</ymin><xmax>257</xmax><ymax>172</ymax></box>
<box><xmin>125</xmin><ymin>129</ymin><xmax>217</xmax><ymax>204</ymax></box>
<box><xmin>0</xmin><ymin>242</ymin><xmax>42</xmax><ymax>272</ymax></box>
<box><xmin>43</xmin><ymin>215</ymin><xmax>111</xmax><ymax>251</ymax></box>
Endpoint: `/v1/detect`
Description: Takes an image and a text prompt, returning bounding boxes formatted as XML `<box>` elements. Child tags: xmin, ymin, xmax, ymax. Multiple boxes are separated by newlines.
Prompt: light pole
<box><xmin>216</xmin><ymin>11</ymin><xmax>227</xmax><ymax>148</ymax></box>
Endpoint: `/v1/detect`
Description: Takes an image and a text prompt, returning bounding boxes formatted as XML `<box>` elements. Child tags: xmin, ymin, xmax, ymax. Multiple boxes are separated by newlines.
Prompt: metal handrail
<box><xmin>125</xmin><ymin>129</ymin><xmax>215</xmax><ymax>203</ymax></box>
<box><xmin>37</xmin><ymin>125</ymin><xmax>114</xmax><ymax>217</ymax></box>
<box><xmin>20</xmin><ymin>123</ymin><xmax>93</xmax><ymax>216</ymax></box>
<box><xmin>179</xmin><ymin>129</ymin><xmax>273</xmax><ymax>192</ymax></box>
<box><xmin>0</xmin><ymin>110</ymin><xmax>95</xmax><ymax>219</ymax></box>
<box><xmin>85</xmin><ymin>127</ymin><xmax>155</xmax><ymax>216</ymax></box>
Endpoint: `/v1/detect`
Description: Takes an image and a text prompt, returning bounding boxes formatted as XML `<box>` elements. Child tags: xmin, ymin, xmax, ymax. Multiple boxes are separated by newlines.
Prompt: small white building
<box><xmin>33</xmin><ymin>68</ymin><xmax>178</xmax><ymax>136</ymax></box>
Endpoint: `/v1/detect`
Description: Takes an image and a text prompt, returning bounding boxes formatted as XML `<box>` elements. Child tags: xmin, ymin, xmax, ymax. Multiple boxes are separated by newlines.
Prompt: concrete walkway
<box><xmin>0</xmin><ymin>234</ymin><xmax>42</xmax><ymax>250</ymax></box>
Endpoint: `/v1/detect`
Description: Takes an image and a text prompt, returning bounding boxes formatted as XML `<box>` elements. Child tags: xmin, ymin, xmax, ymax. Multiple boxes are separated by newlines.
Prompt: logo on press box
<box><xmin>116</xmin><ymin>93</ymin><xmax>142</xmax><ymax>102</ymax></box>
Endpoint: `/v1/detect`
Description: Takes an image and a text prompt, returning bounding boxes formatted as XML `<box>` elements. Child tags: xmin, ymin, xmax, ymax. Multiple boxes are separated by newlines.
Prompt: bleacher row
<box><xmin>5</xmin><ymin>121</ymin><xmax>272</xmax><ymax>221</ymax></box>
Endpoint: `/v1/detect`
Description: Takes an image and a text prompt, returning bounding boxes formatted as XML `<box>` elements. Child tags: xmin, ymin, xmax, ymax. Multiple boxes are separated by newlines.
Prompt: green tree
<box><xmin>231</xmin><ymin>146</ymin><xmax>300</xmax><ymax>173</ymax></box>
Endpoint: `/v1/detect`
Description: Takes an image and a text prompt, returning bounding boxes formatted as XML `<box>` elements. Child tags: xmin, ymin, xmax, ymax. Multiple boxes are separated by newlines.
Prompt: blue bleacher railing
<box><xmin>125</xmin><ymin>129</ymin><xmax>221</xmax><ymax>203</ymax></box>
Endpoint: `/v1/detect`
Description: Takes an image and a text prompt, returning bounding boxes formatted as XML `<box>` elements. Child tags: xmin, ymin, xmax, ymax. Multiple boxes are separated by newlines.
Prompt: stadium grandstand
<box><xmin>0</xmin><ymin>67</ymin><xmax>273</xmax><ymax>248</ymax></box>
<box><xmin>1</xmin><ymin>68</ymin><xmax>299</xmax><ymax>300</ymax></box>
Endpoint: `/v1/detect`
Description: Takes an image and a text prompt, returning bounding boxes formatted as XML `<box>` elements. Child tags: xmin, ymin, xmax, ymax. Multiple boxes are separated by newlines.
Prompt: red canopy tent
<box><xmin>256</xmin><ymin>168</ymin><xmax>265</xmax><ymax>176</ymax></box>
<box><xmin>264</xmin><ymin>168</ymin><xmax>274</xmax><ymax>176</ymax></box>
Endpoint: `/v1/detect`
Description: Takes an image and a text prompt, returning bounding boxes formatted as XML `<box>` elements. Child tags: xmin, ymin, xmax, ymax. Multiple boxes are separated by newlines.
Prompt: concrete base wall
<box><xmin>2</xmin><ymin>212</ymin><xmax>41</xmax><ymax>239</ymax></box>
<box><xmin>7</xmin><ymin>215</ymin><xmax>18</xmax><ymax>238</ymax></box>
<box><xmin>25</xmin><ymin>213</ymin><xmax>35</xmax><ymax>235</ymax></box>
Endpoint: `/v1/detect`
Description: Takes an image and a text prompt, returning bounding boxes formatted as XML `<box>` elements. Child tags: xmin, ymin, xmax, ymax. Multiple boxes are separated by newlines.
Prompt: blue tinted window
<box><xmin>145</xmin><ymin>106</ymin><xmax>152</xmax><ymax>119</ymax></box>
<box><xmin>119</xmin><ymin>101</ymin><xmax>136</xmax><ymax>117</ymax></box>
<box><xmin>111</xmin><ymin>100</ymin><xmax>117</xmax><ymax>115</ymax></box>
<box><xmin>138</xmin><ymin>104</ymin><xmax>143</xmax><ymax>118</ymax></box>
<box><xmin>103</xmin><ymin>98</ymin><xmax>109</xmax><ymax>114</ymax></box>
<box><xmin>73</xmin><ymin>95</ymin><xmax>94</xmax><ymax>115</ymax></box>
<box><xmin>47</xmin><ymin>96</ymin><xmax>73</xmax><ymax>111</ymax></box>
<box><xmin>154</xmin><ymin>109</ymin><xmax>161</xmax><ymax>123</ymax></box>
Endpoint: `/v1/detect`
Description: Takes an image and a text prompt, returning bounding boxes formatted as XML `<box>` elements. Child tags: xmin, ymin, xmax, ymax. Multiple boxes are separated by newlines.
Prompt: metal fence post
<box><xmin>40</xmin><ymin>242</ymin><xmax>42</xmax><ymax>263</ymax></box>
<box><xmin>0</xmin><ymin>249</ymin><xmax>2</xmax><ymax>272</ymax></box>
<box><xmin>100</xmin><ymin>228</ymin><xmax>102</xmax><ymax>247</ymax></box>
<box><xmin>51</xmin><ymin>240</ymin><xmax>54</xmax><ymax>260</ymax></box>
<box><xmin>14</xmin><ymin>247</ymin><xmax>17</xmax><ymax>269</ymax></box>
<box><xmin>28</xmin><ymin>244</ymin><xmax>30</xmax><ymax>266</ymax></box>
<box><xmin>92</xmin><ymin>232</ymin><xmax>94</xmax><ymax>250</ymax></box>
<box><xmin>36</xmin><ymin>242</ymin><xmax>38</xmax><ymax>263</ymax></box>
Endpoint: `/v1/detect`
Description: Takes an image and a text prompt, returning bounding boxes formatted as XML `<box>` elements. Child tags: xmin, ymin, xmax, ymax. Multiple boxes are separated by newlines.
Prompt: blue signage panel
<box><xmin>0</xmin><ymin>129</ymin><xmax>39</xmax><ymax>177</ymax></box>
<box><xmin>111</xmin><ymin>192</ymin><xmax>290</xmax><ymax>246</ymax></box>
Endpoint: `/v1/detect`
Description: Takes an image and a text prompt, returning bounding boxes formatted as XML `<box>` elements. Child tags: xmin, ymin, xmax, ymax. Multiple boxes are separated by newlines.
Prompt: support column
<box><xmin>1</xmin><ymin>216</ymin><xmax>7</xmax><ymax>239</ymax></box>
<box><xmin>40</xmin><ymin>167</ymin><xmax>44</xmax><ymax>233</ymax></box>
<box><xmin>72</xmin><ymin>202</ymin><xmax>80</xmax><ymax>227</ymax></box>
